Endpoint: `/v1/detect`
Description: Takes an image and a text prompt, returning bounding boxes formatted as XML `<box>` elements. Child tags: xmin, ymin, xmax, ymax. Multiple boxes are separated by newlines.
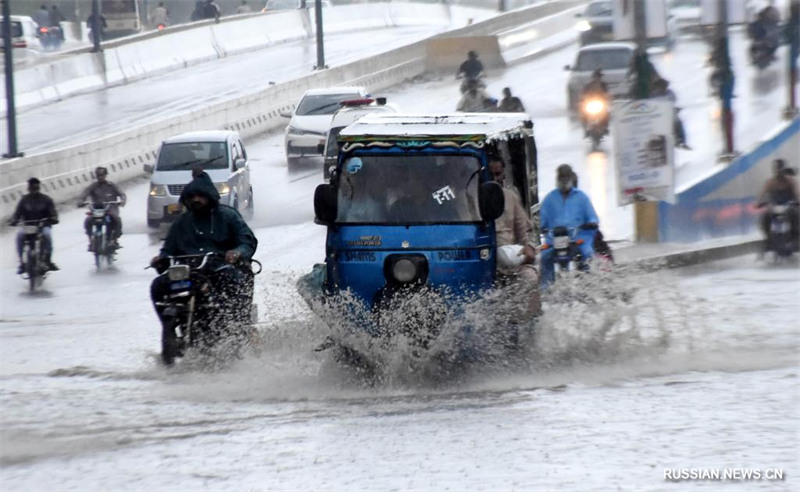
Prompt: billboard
<box><xmin>612</xmin><ymin>99</ymin><xmax>675</xmax><ymax>205</ymax></box>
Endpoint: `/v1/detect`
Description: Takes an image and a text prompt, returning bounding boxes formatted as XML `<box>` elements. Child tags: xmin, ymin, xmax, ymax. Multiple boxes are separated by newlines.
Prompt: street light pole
<box><xmin>632</xmin><ymin>0</ymin><xmax>651</xmax><ymax>99</ymax></box>
<box><xmin>91</xmin><ymin>0</ymin><xmax>101</xmax><ymax>52</ymax></box>
<box><xmin>785</xmin><ymin>0</ymin><xmax>799</xmax><ymax>118</ymax></box>
<box><xmin>314</xmin><ymin>0</ymin><xmax>325</xmax><ymax>70</ymax></box>
<box><xmin>716</xmin><ymin>0</ymin><xmax>735</xmax><ymax>157</ymax></box>
<box><xmin>2</xmin><ymin>0</ymin><xmax>23</xmax><ymax>158</ymax></box>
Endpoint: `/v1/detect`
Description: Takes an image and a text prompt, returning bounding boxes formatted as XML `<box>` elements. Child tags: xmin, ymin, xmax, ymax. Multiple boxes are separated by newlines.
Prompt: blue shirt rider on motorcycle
<box><xmin>149</xmin><ymin>171</ymin><xmax>258</xmax><ymax>328</ymax></box>
<box><xmin>540</xmin><ymin>164</ymin><xmax>599</xmax><ymax>287</ymax></box>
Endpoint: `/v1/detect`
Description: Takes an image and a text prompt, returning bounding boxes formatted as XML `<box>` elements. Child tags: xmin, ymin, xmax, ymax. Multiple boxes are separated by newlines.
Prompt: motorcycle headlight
<box><xmin>392</xmin><ymin>258</ymin><xmax>418</xmax><ymax>284</ymax></box>
<box><xmin>583</xmin><ymin>99</ymin><xmax>606</xmax><ymax>115</ymax></box>
<box><xmin>167</xmin><ymin>264</ymin><xmax>190</xmax><ymax>281</ymax></box>
<box><xmin>149</xmin><ymin>184</ymin><xmax>166</xmax><ymax>197</ymax></box>
<box><xmin>215</xmin><ymin>182</ymin><xmax>231</xmax><ymax>195</ymax></box>
<box><xmin>576</xmin><ymin>20</ymin><xmax>592</xmax><ymax>32</ymax></box>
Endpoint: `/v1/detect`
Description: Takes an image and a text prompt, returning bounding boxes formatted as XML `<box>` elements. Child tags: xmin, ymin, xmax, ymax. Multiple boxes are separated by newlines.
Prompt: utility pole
<box><xmin>632</xmin><ymin>0</ymin><xmax>651</xmax><ymax>99</ymax></box>
<box><xmin>631</xmin><ymin>0</ymin><xmax>657</xmax><ymax>242</ymax></box>
<box><xmin>91</xmin><ymin>0</ymin><xmax>101</xmax><ymax>52</ymax></box>
<box><xmin>785</xmin><ymin>0</ymin><xmax>799</xmax><ymax>119</ymax></box>
<box><xmin>715</xmin><ymin>0</ymin><xmax>735</xmax><ymax>157</ymax></box>
<box><xmin>2</xmin><ymin>0</ymin><xmax>23</xmax><ymax>158</ymax></box>
<box><xmin>314</xmin><ymin>0</ymin><xmax>325</xmax><ymax>70</ymax></box>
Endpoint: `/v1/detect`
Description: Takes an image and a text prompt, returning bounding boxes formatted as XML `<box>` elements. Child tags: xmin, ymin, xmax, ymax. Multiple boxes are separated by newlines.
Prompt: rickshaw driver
<box><xmin>489</xmin><ymin>158</ymin><xmax>541</xmax><ymax>316</ymax></box>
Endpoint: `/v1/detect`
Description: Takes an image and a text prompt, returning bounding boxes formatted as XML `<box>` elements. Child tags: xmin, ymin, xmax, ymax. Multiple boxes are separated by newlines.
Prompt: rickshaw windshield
<box><xmin>336</xmin><ymin>154</ymin><xmax>482</xmax><ymax>224</ymax></box>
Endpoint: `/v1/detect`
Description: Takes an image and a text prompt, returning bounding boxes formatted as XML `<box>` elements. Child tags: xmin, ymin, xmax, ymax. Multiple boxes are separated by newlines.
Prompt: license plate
<box><xmin>772</xmin><ymin>222</ymin><xmax>789</xmax><ymax>233</ymax></box>
<box><xmin>167</xmin><ymin>203</ymin><xmax>184</xmax><ymax>215</ymax></box>
<box><xmin>170</xmin><ymin>280</ymin><xmax>192</xmax><ymax>291</ymax></box>
<box><xmin>553</xmin><ymin>236</ymin><xmax>569</xmax><ymax>249</ymax></box>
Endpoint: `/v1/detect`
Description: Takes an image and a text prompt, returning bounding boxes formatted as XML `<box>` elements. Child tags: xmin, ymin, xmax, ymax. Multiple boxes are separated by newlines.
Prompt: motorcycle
<box><xmin>151</xmin><ymin>252</ymin><xmax>261</xmax><ymax>366</ymax></box>
<box><xmin>457</xmin><ymin>72</ymin><xmax>486</xmax><ymax>94</ymax></box>
<box><xmin>541</xmin><ymin>223</ymin><xmax>598</xmax><ymax>275</ymax></box>
<box><xmin>82</xmin><ymin>200</ymin><xmax>121</xmax><ymax>270</ymax></box>
<box><xmin>579</xmin><ymin>96</ymin><xmax>610</xmax><ymax>150</ymax></box>
<box><xmin>37</xmin><ymin>26</ymin><xmax>62</xmax><ymax>51</ymax></box>
<box><xmin>18</xmin><ymin>220</ymin><xmax>50</xmax><ymax>292</ymax></box>
<box><xmin>765</xmin><ymin>202</ymin><xmax>797</xmax><ymax>261</ymax></box>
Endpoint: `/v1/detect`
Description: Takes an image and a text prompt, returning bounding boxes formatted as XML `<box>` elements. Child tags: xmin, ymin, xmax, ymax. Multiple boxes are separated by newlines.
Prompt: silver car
<box><xmin>565</xmin><ymin>42</ymin><xmax>636</xmax><ymax>111</ymax></box>
<box><xmin>145</xmin><ymin>131</ymin><xmax>253</xmax><ymax>227</ymax></box>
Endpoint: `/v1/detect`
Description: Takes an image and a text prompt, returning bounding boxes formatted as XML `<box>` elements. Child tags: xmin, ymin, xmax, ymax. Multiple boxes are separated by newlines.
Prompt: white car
<box><xmin>322</xmin><ymin>97</ymin><xmax>399</xmax><ymax>180</ymax></box>
<box><xmin>0</xmin><ymin>16</ymin><xmax>39</xmax><ymax>61</ymax></box>
<box><xmin>145</xmin><ymin>131</ymin><xmax>253</xmax><ymax>227</ymax></box>
<box><xmin>565</xmin><ymin>42</ymin><xmax>636</xmax><ymax>111</ymax></box>
<box><xmin>283</xmin><ymin>86</ymin><xmax>368</xmax><ymax>167</ymax></box>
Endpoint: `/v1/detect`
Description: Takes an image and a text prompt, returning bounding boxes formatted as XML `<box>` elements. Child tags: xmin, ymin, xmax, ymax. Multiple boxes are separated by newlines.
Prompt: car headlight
<box><xmin>287</xmin><ymin>126</ymin><xmax>324</xmax><ymax>137</ymax></box>
<box><xmin>149</xmin><ymin>184</ymin><xmax>166</xmax><ymax>197</ymax></box>
<box><xmin>576</xmin><ymin>20</ymin><xmax>592</xmax><ymax>32</ymax></box>
<box><xmin>215</xmin><ymin>182</ymin><xmax>231</xmax><ymax>195</ymax></box>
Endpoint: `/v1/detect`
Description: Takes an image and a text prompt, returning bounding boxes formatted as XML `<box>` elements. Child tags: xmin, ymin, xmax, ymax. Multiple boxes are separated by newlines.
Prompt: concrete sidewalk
<box><xmin>613</xmin><ymin>234</ymin><xmax>765</xmax><ymax>270</ymax></box>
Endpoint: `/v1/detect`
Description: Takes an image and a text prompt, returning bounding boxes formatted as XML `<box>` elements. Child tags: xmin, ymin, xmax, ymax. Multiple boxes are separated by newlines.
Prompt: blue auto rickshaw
<box><xmin>300</xmin><ymin>114</ymin><xmax>540</xmax><ymax>368</ymax></box>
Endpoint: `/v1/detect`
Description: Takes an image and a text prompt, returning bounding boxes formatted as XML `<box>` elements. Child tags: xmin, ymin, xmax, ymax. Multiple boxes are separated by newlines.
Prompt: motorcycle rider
<box><xmin>456</xmin><ymin>78</ymin><xmax>492</xmax><ymax>112</ymax></box>
<box><xmin>498</xmin><ymin>87</ymin><xmax>526</xmax><ymax>113</ymax></box>
<box><xmin>9</xmin><ymin>178</ymin><xmax>59</xmax><ymax>274</ymax></box>
<box><xmin>756</xmin><ymin>159</ymin><xmax>799</xmax><ymax>249</ymax></box>
<box><xmin>750</xmin><ymin>4</ymin><xmax>781</xmax><ymax>62</ymax></box>
<box><xmin>539</xmin><ymin>164</ymin><xmax>599</xmax><ymax>287</ymax></box>
<box><xmin>149</xmin><ymin>2</ymin><xmax>170</xmax><ymax>28</ymax></box>
<box><xmin>457</xmin><ymin>50</ymin><xmax>484</xmax><ymax>81</ymax></box>
<box><xmin>489</xmin><ymin>158</ymin><xmax>540</xmax><ymax>317</ymax></box>
<box><xmin>149</xmin><ymin>171</ymin><xmax>258</xmax><ymax>329</ymax></box>
<box><xmin>33</xmin><ymin>4</ymin><xmax>50</xmax><ymax>29</ymax></box>
<box><xmin>79</xmin><ymin>167</ymin><xmax>126</xmax><ymax>251</ymax></box>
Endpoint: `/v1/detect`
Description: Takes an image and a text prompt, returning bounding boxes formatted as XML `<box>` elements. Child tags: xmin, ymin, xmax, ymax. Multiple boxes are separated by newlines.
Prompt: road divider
<box><xmin>0</xmin><ymin>0</ymin><xmax>587</xmax><ymax>220</ymax></box>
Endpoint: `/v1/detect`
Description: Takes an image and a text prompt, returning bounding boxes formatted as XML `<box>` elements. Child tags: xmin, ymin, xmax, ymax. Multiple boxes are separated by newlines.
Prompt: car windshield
<box><xmin>0</xmin><ymin>22</ymin><xmax>24</xmax><ymax>38</ymax></box>
<box><xmin>296</xmin><ymin>94</ymin><xmax>360</xmax><ymax>116</ymax></box>
<box><xmin>585</xmin><ymin>1</ymin><xmax>612</xmax><ymax>16</ymax></box>
<box><xmin>336</xmin><ymin>154</ymin><xmax>482</xmax><ymax>224</ymax></box>
<box><xmin>157</xmin><ymin>142</ymin><xmax>228</xmax><ymax>171</ymax></box>
<box><xmin>576</xmin><ymin>48</ymin><xmax>633</xmax><ymax>71</ymax></box>
<box><xmin>670</xmin><ymin>0</ymin><xmax>699</xmax><ymax>8</ymax></box>
<box><xmin>266</xmin><ymin>0</ymin><xmax>297</xmax><ymax>8</ymax></box>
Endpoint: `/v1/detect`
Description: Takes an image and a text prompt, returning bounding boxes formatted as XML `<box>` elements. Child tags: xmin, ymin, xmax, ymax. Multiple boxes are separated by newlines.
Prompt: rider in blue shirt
<box><xmin>540</xmin><ymin>164</ymin><xmax>599</xmax><ymax>286</ymax></box>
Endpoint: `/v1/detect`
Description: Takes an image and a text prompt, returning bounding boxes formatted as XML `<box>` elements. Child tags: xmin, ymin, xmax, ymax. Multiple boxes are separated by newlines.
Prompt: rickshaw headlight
<box><xmin>392</xmin><ymin>258</ymin><xmax>417</xmax><ymax>283</ymax></box>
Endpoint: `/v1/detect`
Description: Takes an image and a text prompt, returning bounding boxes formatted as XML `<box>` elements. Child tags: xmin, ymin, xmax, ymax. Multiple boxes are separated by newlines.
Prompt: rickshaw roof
<box><xmin>338</xmin><ymin>113</ymin><xmax>533</xmax><ymax>142</ymax></box>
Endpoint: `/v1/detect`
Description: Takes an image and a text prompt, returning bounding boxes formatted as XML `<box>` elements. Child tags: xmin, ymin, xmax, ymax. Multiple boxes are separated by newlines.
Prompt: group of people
<box><xmin>749</xmin><ymin>0</ymin><xmax>783</xmax><ymax>62</ymax></box>
<box><xmin>455</xmin><ymin>52</ymin><xmax>526</xmax><ymax>113</ymax></box>
<box><xmin>9</xmin><ymin>167</ymin><xmax>257</xmax><ymax>331</ymax></box>
<box><xmin>33</xmin><ymin>4</ymin><xmax>66</xmax><ymax>40</ymax></box>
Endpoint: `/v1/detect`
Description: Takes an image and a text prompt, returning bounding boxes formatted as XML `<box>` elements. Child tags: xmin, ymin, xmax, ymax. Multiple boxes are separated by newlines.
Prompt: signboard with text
<box><xmin>612</xmin><ymin>99</ymin><xmax>675</xmax><ymax>206</ymax></box>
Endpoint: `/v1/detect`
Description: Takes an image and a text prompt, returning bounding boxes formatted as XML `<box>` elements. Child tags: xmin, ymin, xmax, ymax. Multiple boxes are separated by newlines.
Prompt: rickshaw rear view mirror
<box><xmin>479</xmin><ymin>181</ymin><xmax>504</xmax><ymax>222</ymax></box>
<box><xmin>314</xmin><ymin>184</ymin><xmax>338</xmax><ymax>224</ymax></box>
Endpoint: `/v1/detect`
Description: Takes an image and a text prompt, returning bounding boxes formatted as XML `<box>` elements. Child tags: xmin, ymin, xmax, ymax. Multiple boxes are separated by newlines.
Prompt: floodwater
<box><xmin>1</xmin><ymin>253</ymin><xmax>798</xmax><ymax>491</ymax></box>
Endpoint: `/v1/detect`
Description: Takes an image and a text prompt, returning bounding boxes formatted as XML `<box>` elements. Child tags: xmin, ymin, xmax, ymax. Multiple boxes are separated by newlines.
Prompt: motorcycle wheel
<box><xmin>93</xmin><ymin>235</ymin><xmax>102</xmax><ymax>270</ymax></box>
<box><xmin>161</xmin><ymin>320</ymin><xmax>180</xmax><ymax>366</ymax></box>
<box><xmin>591</xmin><ymin>133</ymin><xmax>602</xmax><ymax>151</ymax></box>
<box><xmin>26</xmin><ymin>249</ymin><xmax>36</xmax><ymax>292</ymax></box>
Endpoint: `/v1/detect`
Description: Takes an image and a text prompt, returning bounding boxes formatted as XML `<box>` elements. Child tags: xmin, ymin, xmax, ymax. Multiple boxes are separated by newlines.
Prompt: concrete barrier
<box><xmin>426</xmin><ymin>36</ymin><xmax>506</xmax><ymax>72</ymax></box>
<box><xmin>0</xmin><ymin>0</ymin><xmax>586</xmax><ymax>220</ymax></box>
<box><xmin>657</xmin><ymin>117</ymin><xmax>800</xmax><ymax>242</ymax></box>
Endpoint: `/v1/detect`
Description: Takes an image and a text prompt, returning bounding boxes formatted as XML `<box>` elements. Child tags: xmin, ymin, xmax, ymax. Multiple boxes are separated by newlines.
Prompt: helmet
<box><xmin>28</xmin><ymin>177</ymin><xmax>41</xmax><ymax>185</ymax></box>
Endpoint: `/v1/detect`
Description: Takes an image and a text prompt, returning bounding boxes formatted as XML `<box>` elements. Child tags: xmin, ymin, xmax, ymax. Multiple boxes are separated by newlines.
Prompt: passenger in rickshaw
<box><xmin>489</xmin><ymin>158</ymin><xmax>541</xmax><ymax>317</ymax></box>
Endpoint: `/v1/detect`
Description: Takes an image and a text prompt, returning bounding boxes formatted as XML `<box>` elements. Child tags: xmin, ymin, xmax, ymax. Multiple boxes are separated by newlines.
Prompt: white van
<box><xmin>145</xmin><ymin>131</ymin><xmax>253</xmax><ymax>227</ymax></box>
<box><xmin>322</xmin><ymin>97</ymin><xmax>398</xmax><ymax>180</ymax></box>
